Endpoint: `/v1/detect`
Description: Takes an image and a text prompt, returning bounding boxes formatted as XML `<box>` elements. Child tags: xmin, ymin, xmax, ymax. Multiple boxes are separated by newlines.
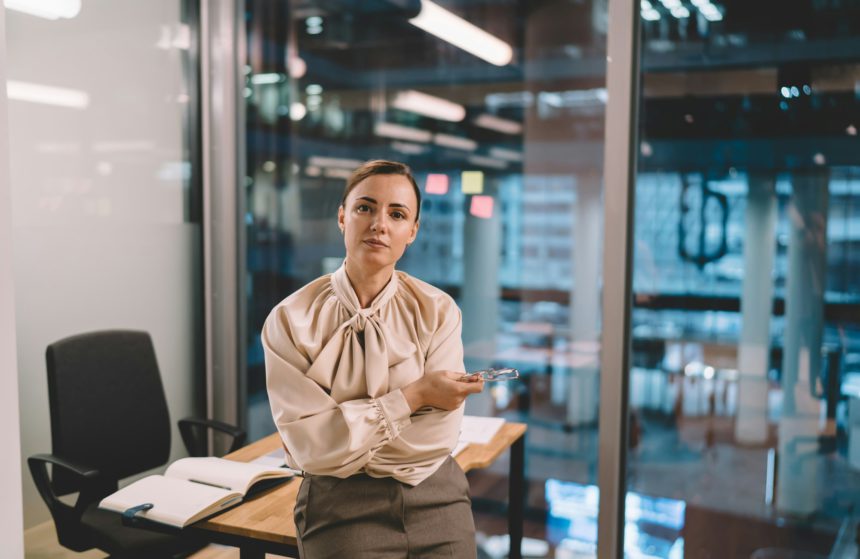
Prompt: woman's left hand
<box><xmin>401</xmin><ymin>371</ymin><xmax>484</xmax><ymax>412</ymax></box>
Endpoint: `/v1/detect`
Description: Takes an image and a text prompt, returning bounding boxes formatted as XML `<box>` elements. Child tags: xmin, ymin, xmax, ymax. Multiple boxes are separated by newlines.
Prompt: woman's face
<box><xmin>338</xmin><ymin>174</ymin><xmax>419</xmax><ymax>272</ymax></box>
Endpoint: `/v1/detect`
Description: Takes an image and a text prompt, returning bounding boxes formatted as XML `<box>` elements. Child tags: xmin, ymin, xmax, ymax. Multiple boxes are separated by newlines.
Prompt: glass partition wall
<box><xmin>242</xmin><ymin>0</ymin><xmax>610</xmax><ymax>556</ymax></box>
<box><xmin>238</xmin><ymin>0</ymin><xmax>860</xmax><ymax>557</ymax></box>
<box><xmin>626</xmin><ymin>1</ymin><xmax>860</xmax><ymax>557</ymax></box>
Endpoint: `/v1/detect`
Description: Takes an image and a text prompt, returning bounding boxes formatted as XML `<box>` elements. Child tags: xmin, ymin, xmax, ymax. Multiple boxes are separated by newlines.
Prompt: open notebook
<box><xmin>99</xmin><ymin>457</ymin><xmax>293</xmax><ymax>528</ymax></box>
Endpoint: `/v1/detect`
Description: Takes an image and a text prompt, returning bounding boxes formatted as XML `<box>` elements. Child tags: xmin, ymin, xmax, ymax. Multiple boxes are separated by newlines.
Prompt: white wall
<box><xmin>0</xmin><ymin>5</ymin><xmax>26</xmax><ymax>556</ymax></box>
<box><xmin>7</xmin><ymin>1</ymin><xmax>201</xmax><ymax>528</ymax></box>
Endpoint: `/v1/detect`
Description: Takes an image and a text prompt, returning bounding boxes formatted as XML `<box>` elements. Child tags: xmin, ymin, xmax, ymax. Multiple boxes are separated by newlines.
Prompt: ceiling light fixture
<box><xmin>488</xmin><ymin>147</ymin><xmax>522</xmax><ymax>162</ymax></box>
<box><xmin>4</xmin><ymin>0</ymin><xmax>81</xmax><ymax>20</ymax></box>
<box><xmin>392</xmin><ymin>90</ymin><xmax>466</xmax><ymax>122</ymax></box>
<box><xmin>391</xmin><ymin>141</ymin><xmax>426</xmax><ymax>155</ymax></box>
<box><xmin>251</xmin><ymin>73</ymin><xmax>284</xmax><ymax>85</ymax></box>
<box><xmin>308</xmin><ymin>156</ymin><xmax>363</xmax><ymax>169</ymax></box>
<box><xmin>374</xmin><ymin>122</ymin><xmax>433</xmax><ymax>143</ymax></box>
<box><xmin>474</xmin><ymin>113</ymin><xmax>522</xmax><ymax>135</ymax></box>
<box><xmin>670</xmin><ymin>6</ymin><xmax>690</xmax><ymax>18</ymax></box>
<box><xmin>409</xmin><ymin>0</ymin><xmax>513</xmax><ymax>66</ymax></box>
<box><xmin>434</xmin><ymin>133</ymin><xmax>477</xmax><ymax>151</ymax></box>
<box><xmin>467</xmin><ymin>155</ymin><xmax>507</xmax><ymax>169</ymax></box>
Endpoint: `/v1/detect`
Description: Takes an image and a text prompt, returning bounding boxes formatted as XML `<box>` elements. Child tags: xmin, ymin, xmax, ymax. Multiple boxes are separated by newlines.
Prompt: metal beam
<box><xmin>201</xmin><ymin>0</ymin><xmax>246</xmax><ymax>447</ymax></box>
<box><xmin>597</xmin><ymin>0</ymin><xmax>640</xmax><ymax>557</ymax></box>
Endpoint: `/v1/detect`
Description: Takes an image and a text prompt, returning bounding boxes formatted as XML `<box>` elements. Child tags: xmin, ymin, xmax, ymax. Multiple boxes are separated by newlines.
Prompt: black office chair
<box><xmin>28</xmin><ymin>330</ymin><xmax>247</xmax><ymax>558</ymax></box>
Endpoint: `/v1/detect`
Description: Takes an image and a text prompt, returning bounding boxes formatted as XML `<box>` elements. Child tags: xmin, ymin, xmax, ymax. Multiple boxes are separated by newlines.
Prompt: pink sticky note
<box><xmin>425</xmin><ymin>173</ymin><xmax>449</xmax><ymax>195</ymax></box>
<box><xmin>470</xmin><ymin>195</ymin><xmax>494</xmax><ymax>219</ymax></box>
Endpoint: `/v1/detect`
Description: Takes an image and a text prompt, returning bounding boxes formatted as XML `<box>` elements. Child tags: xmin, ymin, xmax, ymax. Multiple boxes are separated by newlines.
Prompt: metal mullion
<box><xmin>597</xmin><ymin>0</ymin><xmax>641</xmax><ymax>557</ymax></box>
<box><xmin>201</xmin><ymin>0</ymin><xmax>244</xmax><ymax>450</ymax></box>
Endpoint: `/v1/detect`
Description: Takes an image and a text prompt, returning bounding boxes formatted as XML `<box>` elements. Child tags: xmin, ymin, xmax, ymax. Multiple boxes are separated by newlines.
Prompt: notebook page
<box><xmin>459</xmin><ymin>415</ymin><xmax>505</xmax><ymax>445</ymax></box>
<box><xmin>99</xmin><ymin>475</ymin><xmax>235</xmax><ymax>527</ymax></box>
<box><xmin>166</xmin><ymin>457</ymin><xmax>289</xmax><ymax>493</ymax></box>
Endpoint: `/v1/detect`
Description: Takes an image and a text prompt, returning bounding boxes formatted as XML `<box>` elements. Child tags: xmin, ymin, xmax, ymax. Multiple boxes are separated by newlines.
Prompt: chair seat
<box><xmin>81</xmin><ymin>505</ymin><xmax>205</xmax><ymax>558</ymax></box>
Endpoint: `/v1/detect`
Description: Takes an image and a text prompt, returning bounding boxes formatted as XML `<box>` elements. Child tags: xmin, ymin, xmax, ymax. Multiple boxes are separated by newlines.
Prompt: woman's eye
<box><xmin>356</xmin><ymin>204</ymin><xmax>370</xmax><ymax>212</ymax></box>
<box><xmin>391</xmin><ymin>211</ymin><xmax>405</xmax><ymax>220</ymax></box>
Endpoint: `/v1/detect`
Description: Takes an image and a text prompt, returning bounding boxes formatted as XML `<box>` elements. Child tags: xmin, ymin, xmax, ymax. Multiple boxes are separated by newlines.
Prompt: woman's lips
<box><xmin>363</xmin><ymin>239</ymin><xmax>388</xmax><ymax>248</ymax></box>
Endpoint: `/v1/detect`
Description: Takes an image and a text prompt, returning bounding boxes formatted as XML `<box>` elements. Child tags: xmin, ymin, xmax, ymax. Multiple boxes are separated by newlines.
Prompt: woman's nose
<box><xmin>370</xmin><ymin>214</ymin><xmax>388</xmax><ymax>232</ymax></box>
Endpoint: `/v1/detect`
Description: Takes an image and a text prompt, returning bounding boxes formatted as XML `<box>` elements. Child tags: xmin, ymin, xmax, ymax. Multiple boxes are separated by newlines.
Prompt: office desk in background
<box><xmin>189</xmin><ymin>422</ymin><xmax>527</xmax><ymax>559</ymax></box>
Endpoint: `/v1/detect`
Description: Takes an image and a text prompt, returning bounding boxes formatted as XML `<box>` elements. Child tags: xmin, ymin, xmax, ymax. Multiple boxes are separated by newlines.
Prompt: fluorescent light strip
<box><xmin>308</xmin><ymin>156</ymin><xmax>363</xmax><ymax>169</ymax></box>
<box><xmin>391</xmin><ymin>90</ymin><xmax>465</xmax><ymax>122</ymax></box>
<box><xmin>251</xmin><ymin>73</ymin><xmax>284</xmax><ymax>85</ymax></box>
<box><xmin>374</xmin><ymin>122</ymin><xmax>433</xmax><ymax>143</ymax></box>
<box><xmin>434</xmin><ymin>133</ymin><xmax>477</xmax><ymax>151</ymax></box>
<box><xmin>7</xmin><ymin>80</ymin><xmax>89</xmax><ymax>109</ymax></box>
<box><xmin>700</xmin><ymin>4</ymin><xmax>723</xmax><ymax>21</ymax></box>
<box><xmin>489</xmin><ymin>147</ymin><xmax>522</xmax><ymax>162</ymax></box>
<box><xmin>467</xmin><ymin>155</ymin><xmax>507</xmax><ymax>169</ymax></box>
<box><xmin>409</xmin><ymin>0</ymin><xmax>513</xmax><ymax>66</ymax></box>
<box><xmin>474</xmin><ymin>113</ymin><xmax>522</xmax><ymax>135</ymax></box>
<box><xmin>4</xmin><ymin>0</ymin><xmax>81</xmax><ymax>20</ymax></box>
<box><xmin>391</xmin><ymin>141</ymin><xmax>427</xmax><ymax>155</ymax></box>
<box><xmin>324</xmin><ymin>168</ymin><xmax>353</xmax><ymax>179</ymax></box>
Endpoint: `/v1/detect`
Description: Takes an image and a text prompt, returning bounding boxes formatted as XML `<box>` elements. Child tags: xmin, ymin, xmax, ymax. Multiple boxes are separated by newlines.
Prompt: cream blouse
<box><xmin>263</xmin><ymin>263</ymin><xmax>465</xmax><ymax>486</ymax></box>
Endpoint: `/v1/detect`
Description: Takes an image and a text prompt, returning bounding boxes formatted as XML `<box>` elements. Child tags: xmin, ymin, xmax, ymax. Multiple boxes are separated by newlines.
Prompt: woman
<box><xmin>263</xmin><ymin>160</ymin><xmax>484</xmax><ymax>558</ymax></box>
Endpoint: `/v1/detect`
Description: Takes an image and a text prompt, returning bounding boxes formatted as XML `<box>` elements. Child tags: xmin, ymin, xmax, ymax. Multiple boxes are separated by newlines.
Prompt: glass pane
<box><xmin>7</xmin><ymin>0</ymin><xmax>203</xmax><ymax>526</ymax></box>
<box><xmin>627</xmin><ymin>2</ymin><xmax>860</xmax><ymax>557</ymax></box>
<box><xmin>243</xmin><ymin>1</ymin><xmax>608</xmax><ymax>555</ymax></box>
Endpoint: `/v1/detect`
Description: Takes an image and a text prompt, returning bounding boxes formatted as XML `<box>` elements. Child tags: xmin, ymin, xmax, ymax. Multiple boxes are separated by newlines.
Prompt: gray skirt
<box><xmin>294</xmin><ymin>456</ymin><xmax>477</xmax><ymax>558</ymax></box>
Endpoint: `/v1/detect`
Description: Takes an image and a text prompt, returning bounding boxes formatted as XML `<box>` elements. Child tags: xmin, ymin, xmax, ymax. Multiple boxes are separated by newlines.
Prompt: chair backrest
<box><xmin>46</xmin><ymin>330</ymin><xmax>171</xmax><ymax>495</ymax></box>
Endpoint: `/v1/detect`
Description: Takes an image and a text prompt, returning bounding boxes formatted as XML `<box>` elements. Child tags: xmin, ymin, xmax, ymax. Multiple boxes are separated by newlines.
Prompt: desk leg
<box><xmin>508</xmin><ymin>434</ymin><xmax>525</xmax><ymax>559</ymax></box>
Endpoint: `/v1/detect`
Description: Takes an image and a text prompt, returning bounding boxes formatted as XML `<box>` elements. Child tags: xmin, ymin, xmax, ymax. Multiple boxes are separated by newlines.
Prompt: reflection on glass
<box><xmin>243</xmin><ymin>0</ymin><xmax>607</xmax><ymax>555</ymax></box>
<box><xmin>629</xmin><ymin>1</ymin><xmax>860</xmax><ymax>557</ymax></box>
<box><xmin>545</xmin><ymin>479</ymin><xmax>685</xmax><ymax>558</ymax></box>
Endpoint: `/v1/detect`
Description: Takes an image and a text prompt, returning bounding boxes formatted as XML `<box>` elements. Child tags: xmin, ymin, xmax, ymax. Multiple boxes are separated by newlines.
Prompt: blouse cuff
<box><xmin>375</xmin><ymin>389</ymin><xmax>413</xmax><ymax>440</ymax></box>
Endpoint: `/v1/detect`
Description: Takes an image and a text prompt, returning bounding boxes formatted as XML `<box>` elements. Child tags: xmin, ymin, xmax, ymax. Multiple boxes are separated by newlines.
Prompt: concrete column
<box><xmin>462</xmin><ymin>190</ymin><xmax>502</xmax><ymax>350</ymax></box>
<box><xmin>777</xmin><ymin>171</ymin><xmax>829</xmax><ymax>515</ymax></box>
<box><xmin>562</xmin><ymin>173</ymin><xmax>602</xmax><ymax>424</ymax></box>
<box><xmin>462</xmin><ymin>184</ymin><xmax>502</xmax><ymax>417</ymax></box>
<box><xmin>735</xmin><ymin>174</ymin><xmax>777</xmax><ymax>445</ymax></box>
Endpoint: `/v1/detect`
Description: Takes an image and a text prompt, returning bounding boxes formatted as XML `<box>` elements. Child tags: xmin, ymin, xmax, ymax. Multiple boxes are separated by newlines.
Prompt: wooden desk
<box><xmin>190</xmin><ymin>422</ymin><xmax>527</xmax><ymax>559</ymax></box>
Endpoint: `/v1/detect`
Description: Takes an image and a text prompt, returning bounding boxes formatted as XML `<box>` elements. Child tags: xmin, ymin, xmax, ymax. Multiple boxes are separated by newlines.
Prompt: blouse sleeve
<box><xmin>263</xmin><ymin>307</ymin><xmax>413</xmax><ymax>477</ymax></box>
<box><xmin>424</xmin><ymin>301</ymin><xmax>465</xmax><ymax>374</ymax></box>
<box><xmin>397</xmin><ymin>299</ymin><xmax>465</xmax><ymax>446</ymax></box>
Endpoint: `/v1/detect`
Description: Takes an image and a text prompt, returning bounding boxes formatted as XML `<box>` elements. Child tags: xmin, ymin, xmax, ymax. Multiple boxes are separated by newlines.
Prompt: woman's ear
<box><xmin>337</xmin><ymin>205</ymin><xmax>345</xmax><ymax>234</ymax></box>
<box><xmin>408</xmin><ymin>219</ymin><xmax>420</xmax><ymax>244</ymax></box>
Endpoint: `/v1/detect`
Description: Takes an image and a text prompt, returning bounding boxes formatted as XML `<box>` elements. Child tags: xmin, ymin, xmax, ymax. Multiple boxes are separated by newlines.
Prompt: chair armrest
<box><xmin>178</xmin><ymin>417</ymin><xmax>247</xmax><ymax>456</ymax></box>
<box><xmin>28</xmin><ymin>454</ymin><xmax>102</xmax><ymax>521</ymax></box>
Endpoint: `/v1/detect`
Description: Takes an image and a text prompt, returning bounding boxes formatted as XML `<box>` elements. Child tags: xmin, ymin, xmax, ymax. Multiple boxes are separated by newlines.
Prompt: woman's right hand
<box><xmin>402</xmin><ymin>371</ymin><xmax>484</xmax><ymax>412</ymax></box>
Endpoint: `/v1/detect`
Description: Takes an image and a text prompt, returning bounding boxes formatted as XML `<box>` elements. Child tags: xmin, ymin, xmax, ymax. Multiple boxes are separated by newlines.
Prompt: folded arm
<box><xmin>263</xmin><ymin>311</ymin><xmax>412</xmax><ymax>477</ymax></box>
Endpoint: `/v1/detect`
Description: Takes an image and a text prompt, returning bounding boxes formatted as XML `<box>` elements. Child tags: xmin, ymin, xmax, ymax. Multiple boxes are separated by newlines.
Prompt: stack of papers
<box><xmin>453</xmin><ymin>415</ymin><xmax>506</xmax><ymax>456</ymax></box>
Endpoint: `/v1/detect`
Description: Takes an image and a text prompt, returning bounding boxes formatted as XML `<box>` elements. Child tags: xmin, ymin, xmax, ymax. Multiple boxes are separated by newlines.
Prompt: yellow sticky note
<box><xmin>461</xmin><ymin>170</ymin><xmax>484</xmax><ymax>194</ymax></box>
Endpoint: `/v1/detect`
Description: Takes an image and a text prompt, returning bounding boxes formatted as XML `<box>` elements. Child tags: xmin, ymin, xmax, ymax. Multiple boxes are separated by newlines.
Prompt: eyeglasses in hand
<box><xmin>460</xmin><ymin>367</ymin><xmax>520</xmax><ymax>382</ymax></box>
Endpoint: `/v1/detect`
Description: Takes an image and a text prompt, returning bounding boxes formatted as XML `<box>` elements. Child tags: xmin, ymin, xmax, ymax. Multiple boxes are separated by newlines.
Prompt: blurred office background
<box><xmin>6</xmin><ymin>0</ymin><xmax>860</xmax><ymax>557</ymax></box>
